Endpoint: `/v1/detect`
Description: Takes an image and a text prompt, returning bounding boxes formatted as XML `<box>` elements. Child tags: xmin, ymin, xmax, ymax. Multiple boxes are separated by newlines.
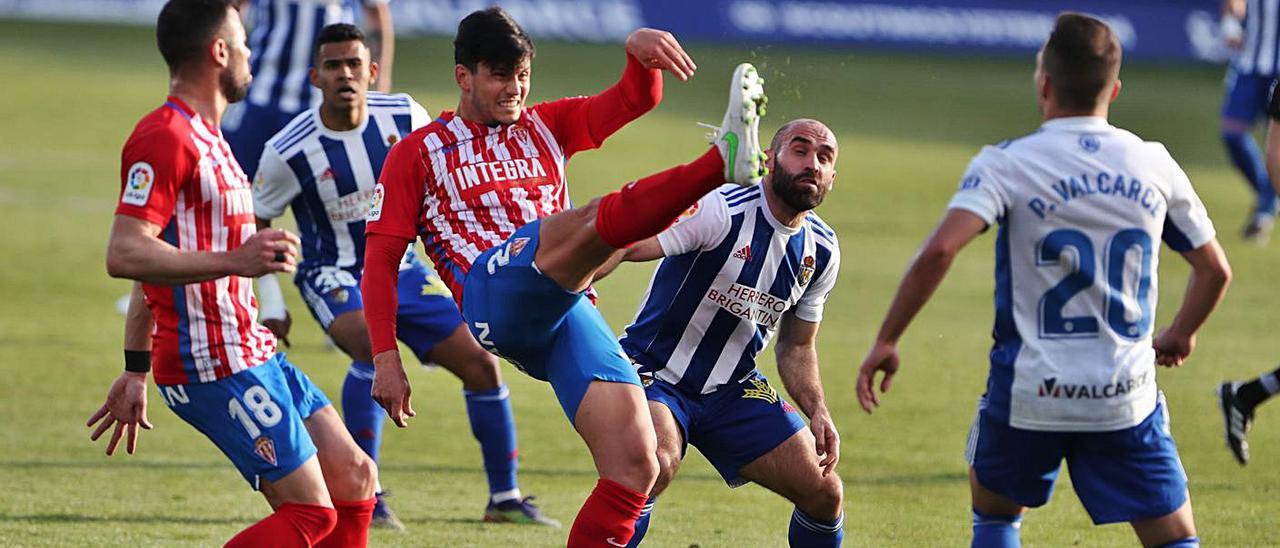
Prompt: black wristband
<box><xmin>124</xmin><ymin>350</ymin><xmax>151</xmax><ymax>374</ymax></box>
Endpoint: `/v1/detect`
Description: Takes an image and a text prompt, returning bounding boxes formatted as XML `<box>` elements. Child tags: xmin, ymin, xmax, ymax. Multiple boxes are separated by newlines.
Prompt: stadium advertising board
<box><xmin>0</xmin><ymin>0</ymin><xmax>1232</xmax><ymax>62</ymax></box>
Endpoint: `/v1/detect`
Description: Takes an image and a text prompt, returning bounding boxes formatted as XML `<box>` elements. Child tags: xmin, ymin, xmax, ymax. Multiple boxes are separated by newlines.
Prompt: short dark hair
<box><xmin>314</xmin><ymin>23</ymin><xmax>365</xmax><ymax>60</ymax></box>
<box><xmin>1041</xmin><ymin>12</ymin><xmax>1122</xmax><ymax>111</ymax></box>
<box><xmin>156</xmin><ymin>0</ymin><xmax>237</xmax><ymax>73</ymax></box>
<box><xmin>454</xmin><ymin>7</ymin><xmax>535</xmax><ymax>73</ymax></box>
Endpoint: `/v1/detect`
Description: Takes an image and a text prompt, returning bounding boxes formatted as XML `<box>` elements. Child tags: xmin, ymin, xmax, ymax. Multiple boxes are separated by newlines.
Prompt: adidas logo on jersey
<box><xmin>733</xmin><ymin>245</ymin><xmax>753</xmax><ymax>261</ymax></box>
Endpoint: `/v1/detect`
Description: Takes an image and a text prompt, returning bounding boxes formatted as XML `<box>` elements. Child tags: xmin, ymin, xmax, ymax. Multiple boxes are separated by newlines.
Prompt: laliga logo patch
<box><xmin>121</xmin><ymin>161</ymin><xmax>155</xmax><ymax>206</ymax></box>
<box><xmin>367</xmin><ymin>183</ymin><xmax>385</xmax><ymax>221</ymax></box>
<box><xmin>677</xmin><ymin>202</ymin><xmax>700</xmax><ymax>221</ymax></box>
<box><xmin>253</xmin><ymin>436</ymin><xmax>277</xmax><ymax>465</ymax></box>
<box><xmin>330</xmin><ymin>288</ymin><xmax>350</xmax><ymax>304</ymax></box>
<box><xmin>798</xmin><ymin>255</ymin><xmax>816</xmax><ymax>286</ymax></box>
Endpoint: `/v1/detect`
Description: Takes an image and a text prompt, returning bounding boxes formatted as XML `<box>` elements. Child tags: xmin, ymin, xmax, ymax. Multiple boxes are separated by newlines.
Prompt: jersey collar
<box><xmin>1040</xmin><ymin>116</ymin><xmax>1111</xmax><ymax>132</ymax></box>
<box><xmin>312</xmin><ymin>105</ymin><xmax>370</xmax><ymax>138</ymax></box>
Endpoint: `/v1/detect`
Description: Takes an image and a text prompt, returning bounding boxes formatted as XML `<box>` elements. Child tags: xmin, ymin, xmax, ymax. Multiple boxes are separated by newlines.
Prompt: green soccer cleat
<box><xmin>705</xmin><ymin>62</ymin><xmax>768</xmax><ymax>187</ymax></box>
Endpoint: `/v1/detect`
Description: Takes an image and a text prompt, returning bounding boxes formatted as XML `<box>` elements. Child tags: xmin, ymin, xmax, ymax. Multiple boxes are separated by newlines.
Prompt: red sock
<box><xmin>315</xmin><ymin>498</ymin><xmax>376</xmax><ymax>548</ymax></box>
<box><xmin>225</xmin><ymin>503</ymin><xmax>337</xmax><ymax>548</ymax></box>
<box><xmin>567</xmin><ymin>478</ymin><xmax>650</xmax><ymax>548</ymax></box>
<box><xmin>595</xmin><ymin>147</ymin><xmax>725</xmax><ymax>248</ymax></box>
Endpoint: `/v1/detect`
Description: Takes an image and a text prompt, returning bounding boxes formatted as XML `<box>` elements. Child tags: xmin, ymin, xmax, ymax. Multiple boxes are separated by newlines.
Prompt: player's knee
<box><xmin>456</xmin><ymin>350</ymin><xmax>502</xmax><ymax>391</ymax></box>
<box><xmin>652</xmin><ymin>446</ymin><xmax>681</xmax><ymax>491</ymax></box>
<box><xmin>326</xmin><ymin>450</ymin><xmax>377</xmax><ymax>499</ymax></box>
<box><xmin>801</xmin><ymin>475</ymin><xmax>844</xmax><ymax>521</ymax></box>
<box><xmin>607</xmin><ymin>445</ymin><xmax>659</xmax><ymax>493</ymax></box>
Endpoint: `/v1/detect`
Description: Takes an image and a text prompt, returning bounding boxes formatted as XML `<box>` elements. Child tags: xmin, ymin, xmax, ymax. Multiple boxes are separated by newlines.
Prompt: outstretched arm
<box><xmin>856</xmin><ymin>209</ymin><xmax>986</xmax><ymax>413</ymax></box>
<box><xmin>545</xmin><ymin>29</ymin><xmax>695</xmax><ymax>156</ymax></box>
<box><xmin>1152</xmin><ymin>239</ymin><xmax>1232</xmax><ymax>366</ymax></box>
<box><xmin>775</xmin><ymin>313</ymin><xmax>839</xmax><ymax>476</ymax></box>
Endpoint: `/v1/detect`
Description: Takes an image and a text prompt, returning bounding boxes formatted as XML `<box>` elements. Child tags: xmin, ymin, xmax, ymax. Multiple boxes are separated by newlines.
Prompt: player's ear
<box><xmin>212</xmin><ymin>37</ymin><xmax>230</xmax><ymax>69</ymax></box>
<box><xmin>455</xmin><ymin>65</ymin><xmax>471</xmax><ymax>93</ymax></box>
<box><xmin>1108</xmin><ymin>79</ymin><xmax>1122</xmax><ymax>103</ymax></box>
<box><xmin>309</xmin><ymin>66</ymin><xmax>320</xmax><ymax>88</ymax></box>
<box><xmin>368</xmin><ymin>61</ymin><xmax>380</xmax><ymax>86</ymax></box>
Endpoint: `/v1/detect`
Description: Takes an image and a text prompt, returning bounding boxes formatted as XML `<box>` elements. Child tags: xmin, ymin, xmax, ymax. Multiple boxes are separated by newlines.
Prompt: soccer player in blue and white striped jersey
<box><xmin>252</xmin><ymin>23</ymin><xmax>558</xmax><ymax>529</ymax></box>
<box><xmin>1220</xmin><ymin>0</ymin><xmax>1279</xmax><ymax>242</ymax></box>
<box><xmin>614</xmin><ymin>119</ymin><xmax>844</xmax><ymax>547</ymax></box>
<box><xmin>224</xmin><ymin>0</ymin><xmax>393</xmax><ymax>180</ymax></box>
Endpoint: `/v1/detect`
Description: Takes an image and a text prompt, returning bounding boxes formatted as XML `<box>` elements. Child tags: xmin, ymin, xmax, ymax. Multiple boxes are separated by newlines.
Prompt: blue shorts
<box><xmin>965</xmin><ymin>395</ymin><xmax>1188</xmax><ymax>525</ymax></box>
<box><xmin>1222</xmin><ymin>68</ymin><xmax>1274</xmax><ymax>123</ymax></box>
<box><xmin>296</xmin><ymin>262</ymin><xmax>463</xmax><ymax>362</ymax></box>
<box><xmin>222</xmin><ymin>102</ymin><xmax>302</xmax><ymax>179</ymax></box>
<box><xmin>646</xmin><ymin>371</ymin><xmax>806</xmax><ymax>487</ymax></box>
<box><xmin>461</xmin><ymin>219</ymin><xmax>640</xmax><ymax>422</ymax></box>
<box><xmin>158</xmin><ymin>354</ymin><xmax>330</xmax><ymax>489</ymax></box>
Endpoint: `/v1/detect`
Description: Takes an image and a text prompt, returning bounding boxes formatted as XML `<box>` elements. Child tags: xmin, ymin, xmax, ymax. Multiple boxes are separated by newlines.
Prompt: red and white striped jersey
<box><xmin>368</xmin><ymin>98</ymin><xmax>605</xmax><ymax>297</ymax></box>
<box><xmin>115</xmin><ymin>97</ymin><xmax>277</xmax><ymax>385</ymax></box>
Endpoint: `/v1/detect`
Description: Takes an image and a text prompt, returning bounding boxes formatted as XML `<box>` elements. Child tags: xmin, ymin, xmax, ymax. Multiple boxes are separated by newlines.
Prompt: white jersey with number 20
<box><xmin>948</xmin><ymin>116</ymin><xmax>1215</xmax><ymax>432</ymax></box>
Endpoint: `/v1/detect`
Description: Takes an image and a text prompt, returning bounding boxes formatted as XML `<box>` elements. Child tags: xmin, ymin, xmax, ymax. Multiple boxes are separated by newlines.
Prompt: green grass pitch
<box><xmin>2</xmin><ymin>19</ymin><xmax>1279</xmax><ymax>546</ymax></box>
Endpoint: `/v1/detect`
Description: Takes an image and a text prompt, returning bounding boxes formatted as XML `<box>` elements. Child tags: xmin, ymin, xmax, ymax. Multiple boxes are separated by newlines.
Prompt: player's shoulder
<box><xmin>804</xmin><ymin>212</ymin><xmax>839</xmax><ymax>248</ymax></box>
<box><xmin>266</xmin><ymin>109</ymin><xmax>318</xmax><ymax>156</ymax></box>
<box><xmin>367</xmin><ymin>91</ymin><xmax>416</xmax><ymax>112</ymax></box>
<box><xmin>124</xmin><ymin>103</ymin><xmax>199</xmax><ymax>159</ymax></box>
<box><xmin>718</xmin><ymin>183</ymin><xmax>764</xmax><ymax>213</ymax></box>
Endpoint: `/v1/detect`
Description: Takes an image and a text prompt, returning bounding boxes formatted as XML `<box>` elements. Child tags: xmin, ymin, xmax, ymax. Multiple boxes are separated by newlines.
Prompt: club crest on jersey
<box><xmin>799</xmin><ymin>256</ymin><xmax>816</xmax><ymax>286</ymax></box>
<box><xmin>330</xmin><ymin>288</ymin><xmax>350</xmax><ymax>304</ymax></box>
<box><xmin>509</xmin><ymin>237</ymin><xmax>530</xmax><ymax>258</ymax></box>
<box><xmin>509</xmin><ymin>126</ymin><xmax>530</xmax><ymax>147</ymax></box>
<box><xmin>387</xmin><ymin>134</ymin><xmax>399</xmax><ymax>146</ymax></box>
<box><xmin>122</xmin><ymin>161</ymin><xmax>155</xmax><ymax>206</ymax></box>
<box><xmin>254</xmin><ymin>436</ymin><xmax>277</xmax><ymax>465</ymax></box>
<box><xmin>677</xmin><ymin>202</ymin><xmax>700</xmax><ymax>221</ymax></box>
<box><xmin>742</xmin><ymin>377</ymin><xmax>779</xmax><ymax>404</ymax></box>
<box><xmin>733</xmin><ymin>245</ymin><xmax>753</xmax><ymax>261</ymax></box>
<box><xmin>318</xmin><ymin>167</ymin><xmax>336</xmax><ymax>184</ymax></box>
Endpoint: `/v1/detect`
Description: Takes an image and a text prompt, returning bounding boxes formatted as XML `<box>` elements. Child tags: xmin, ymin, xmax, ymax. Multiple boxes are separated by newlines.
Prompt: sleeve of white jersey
<box><xmin>252</xmin><ymin>147</ymin><xmax>301</xmax><ymax>221</ymax></box>
<box><xmin>793</xmin><ymin>240</ymin><xmax>840</xmax><ymax>323</ymax></box>
<box><xmin>656</xmin><ymin>190</ymin><xmax>731</xmax><ymax>256</ymax></box>
<box><xmin>945</xmin><ymin>147</ymin><xmax>1011</xmax><ymax>226</ymax></box>
<box><xmin>1157</xmin><ymin>144</ymin><xmax>1217</xmax><ymax>251</ymax></box>
<box><xmin>408</xmin><ymin>97</ymin><xmax>430</xmax><ymax>131</ymax></box>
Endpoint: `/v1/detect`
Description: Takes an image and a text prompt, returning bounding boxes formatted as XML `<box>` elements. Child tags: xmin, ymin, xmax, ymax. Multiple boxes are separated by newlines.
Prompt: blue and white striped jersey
<box><xmin>1234</xmin><ymin>0</ymin><xmax>1280</xmax><ymax>76</ymax></box>
<box><xmin>620</xmin><ymin>184</ymin><xmax>841</xmax><ymax>396</ymax></box>
<box><xmin>252</xmin><ymin>92</ymin><xmax>429</xmax><ymax>272</ymax></box>
<box><xmin>244</xmin><ymin>0</ymin><xmax>385</xmax><ymax>114</ymax></box>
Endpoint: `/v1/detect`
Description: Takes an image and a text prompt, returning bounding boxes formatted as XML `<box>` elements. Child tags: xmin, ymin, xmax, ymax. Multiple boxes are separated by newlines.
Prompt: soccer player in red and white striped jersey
<box><xmin>87</xmin><ymin>2</ymin><xmax>377</xmax><ymax>546</ymax></box>
<box><xmin>362</xmin><ymin>7</ymin><xmax>769</xmax><ymax>546</ymax></box>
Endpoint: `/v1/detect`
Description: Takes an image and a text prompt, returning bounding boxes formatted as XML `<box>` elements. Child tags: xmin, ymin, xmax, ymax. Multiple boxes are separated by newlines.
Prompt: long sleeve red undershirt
<box><xmin>362</xmin><ymin>54</ymin><xmax>662</xmax><ymax>356</ymax></box>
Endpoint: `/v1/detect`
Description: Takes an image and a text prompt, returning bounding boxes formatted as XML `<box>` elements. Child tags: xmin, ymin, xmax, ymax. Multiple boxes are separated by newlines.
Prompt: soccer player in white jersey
<box><xmin>88</xmin><ymin>2</ymin><xmax>377</xmax><ymax>545</ymax></box>
<box><xmin>857</xmin><ymin>14</ymin><xmax>1231</xmax><ymax>548</ymax></box>
<box><xmin>1219</xmin><ymin>0</ymin><xmax>1279</xmax><ymax>243</ymax></box>
<box><xmin>253</xmin><ymin>22</ymin><xmax>556</xmax><ymax>528</ymax></box>
<box><xmin>613</xmin><ymin>119</ymin><xmax>844</xmax><ymax>547</ymax></box>
<box><xmin>224</xmin><ymin>0</ymin><xmax>393</xmax><ymax>180</ymax></box>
